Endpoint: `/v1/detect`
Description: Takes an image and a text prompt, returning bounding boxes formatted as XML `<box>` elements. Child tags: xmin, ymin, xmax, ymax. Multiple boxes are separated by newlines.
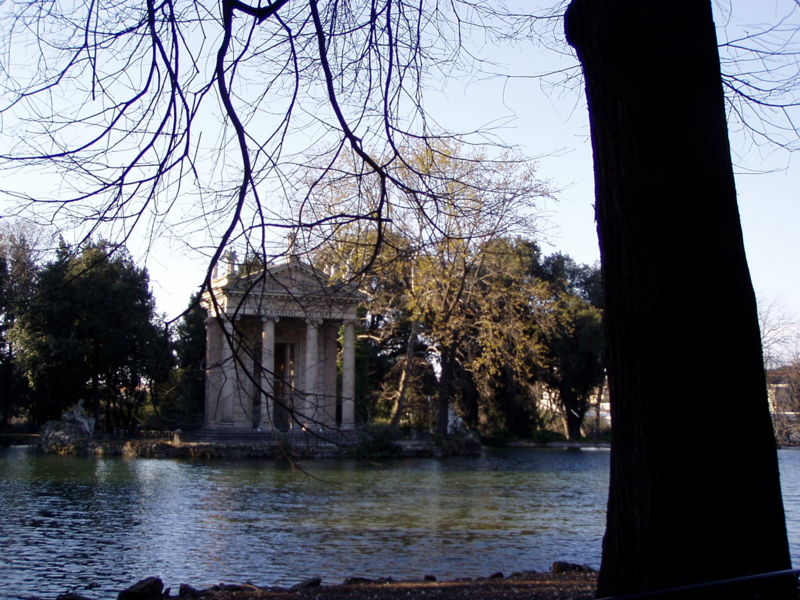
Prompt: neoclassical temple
<box><xmin>201</xmin><ymin>253</ymin><xmax>361</xmax><ymax>432</ymax></box>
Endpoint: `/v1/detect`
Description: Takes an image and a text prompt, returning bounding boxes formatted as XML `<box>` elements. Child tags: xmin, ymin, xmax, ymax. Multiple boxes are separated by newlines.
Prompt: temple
<box><xmin>201</xmin><ymin>253</ymin><xmax>361</xmax><ymax>432</ymax></box>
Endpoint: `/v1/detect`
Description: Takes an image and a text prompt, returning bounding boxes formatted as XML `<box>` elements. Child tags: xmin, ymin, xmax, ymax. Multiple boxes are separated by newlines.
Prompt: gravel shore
<box><xmin>113</xmin><ymin>569</ymin><xmax>597</xmax><ymax>600</ymax></box>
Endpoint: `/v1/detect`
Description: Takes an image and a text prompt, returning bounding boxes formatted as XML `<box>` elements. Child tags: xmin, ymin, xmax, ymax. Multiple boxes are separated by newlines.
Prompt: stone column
<box><xmin>341</xmin><ymin>319</ymin><xmax>356</xmax><ymax>429</ymax></box>
<box><xmin>219</xmin><ymin>317</ymin><xmax>235</xmax><ymax>423</ymax></box>
<box><xmin>260</xmin><ymin>316</ymin><xmax>277</xmax><ymax>430</ymax></box>
<box><xmin>204</xmin><ymin>317</ymin><xmax>219</xmax><ymax>427</ymax></box>
<box><xmin>304</xmin><ymin>317</ymin><xmax>321</xmax><ymax>426</ymax></box>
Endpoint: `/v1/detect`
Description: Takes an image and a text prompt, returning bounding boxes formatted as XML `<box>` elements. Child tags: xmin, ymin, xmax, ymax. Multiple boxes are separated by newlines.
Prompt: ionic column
<box><xmin>260</xmin><ymin>316</ymin><xmax>277</xmax><ymax>430</ymax></box>
<box><xmin>304</xmin><ymin>317</ymin><xmax>321</xmax><ymax>426</ymax></box>
<box><xmin>204</xmin><ymin>317</ymin><xmax>219</xmax><ymax>426</ymax></box>
<box><xmin>219</xmin><ymin>317</ymin><xmax>235</xmax><ymax>423</ymax></box>
<box><xmin>341</xmin><ymin>319</ymin><xmax>356</xmax><ymax>429</ymax></box>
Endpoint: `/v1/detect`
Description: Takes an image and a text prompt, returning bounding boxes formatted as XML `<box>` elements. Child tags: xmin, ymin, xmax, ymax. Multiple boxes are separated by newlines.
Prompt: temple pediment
<box><xmin>205</xmin><ymin>256</ymin><xmax>361</xmax><ymax>319</ymax></box>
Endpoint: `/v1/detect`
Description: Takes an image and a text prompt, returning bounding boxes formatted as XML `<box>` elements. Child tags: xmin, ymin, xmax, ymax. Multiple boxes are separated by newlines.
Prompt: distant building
<box><xmin>201</xmin><ymin>253</ymin><xmax>361</xmax><ymax>431</ymax></box>
<box><xmin>767</xmin><ymin>366</ymin><xmax>799</xmax><ymax>414</ymax></box>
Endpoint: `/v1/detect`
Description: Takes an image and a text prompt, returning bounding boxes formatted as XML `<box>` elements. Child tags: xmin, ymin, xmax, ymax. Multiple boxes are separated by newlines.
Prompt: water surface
<box><xmin>1</xmin><ymin>446</ymin><xmax>798</xmax><ymax>600</ymax></box>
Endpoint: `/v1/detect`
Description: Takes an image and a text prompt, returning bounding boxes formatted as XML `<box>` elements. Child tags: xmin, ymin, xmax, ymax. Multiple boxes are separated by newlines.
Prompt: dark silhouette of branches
<box><xmin>0</xmin><ymin>1</ymin><xmax>559</xmax><ymax>313</ymax></box>
<box><xmin>2</xmin><ymin>1</ymin><xmax>797</xmax><ymax>304</ymax></box>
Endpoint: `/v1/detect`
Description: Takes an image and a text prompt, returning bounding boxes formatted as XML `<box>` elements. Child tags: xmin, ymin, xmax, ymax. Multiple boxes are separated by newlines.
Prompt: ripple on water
<box><xmin>7</xmin><ymin>446</ymin><xmax>798</xmax><ymax>599</ymax></box>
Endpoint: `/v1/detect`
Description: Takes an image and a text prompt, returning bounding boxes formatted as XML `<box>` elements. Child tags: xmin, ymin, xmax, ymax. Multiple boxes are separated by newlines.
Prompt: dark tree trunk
<box><xmin>560</xmin><ymin>390</ymin><xmax>585</xmax><ymax>441</ymax></box>
<box><xmin>390</xmin><ymin>320</ymin><xmax>419</xmax><ymax>428</ymax></box>
<box><xmin>565</xmin><ymin>1</ymin><xmax>795</xmax><ymax>598</ymax></box>
<box><xmin>91</xmin><ymin>374</ymin><xmax>103</xmax><ymax>432</ymax></box>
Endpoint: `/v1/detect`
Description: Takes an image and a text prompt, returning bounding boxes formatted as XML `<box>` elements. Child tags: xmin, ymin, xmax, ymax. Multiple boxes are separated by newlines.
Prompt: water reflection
<box><xmin>6</xmin><ymin>447</ymin><xmax>795</xmax><ymax>600</ymax></box>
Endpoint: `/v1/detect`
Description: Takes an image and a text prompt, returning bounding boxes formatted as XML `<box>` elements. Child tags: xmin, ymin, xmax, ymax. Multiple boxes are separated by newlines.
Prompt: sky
<box><xmin>3</xmin><ymin>1</ymin><xmax>799</xmax><ymax>330</ymax></box>
<box><xmin>408</xmin><ymin>0</ymin><xmax>800</xmax><ymax>333</ymax></box>
<box><xmin>151</xmin><ymin>1</ymin><xmax>800</xmax><ymax>325</ymax></box>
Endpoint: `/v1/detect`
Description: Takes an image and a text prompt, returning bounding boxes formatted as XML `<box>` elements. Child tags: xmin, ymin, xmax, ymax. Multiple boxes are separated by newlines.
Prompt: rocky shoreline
<box><xmin>48</xmin><ymin>563</ymin><xmax>597</xmax><ymax>600</ymax></box>
<box><xmin>35</xmin><ymin>420</ymin><xmax>483</xmax><ymax>460</ymax></box>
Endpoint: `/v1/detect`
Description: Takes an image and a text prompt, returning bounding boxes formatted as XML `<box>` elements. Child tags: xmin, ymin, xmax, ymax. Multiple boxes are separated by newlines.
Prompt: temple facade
<box><xmin>201</xmin><ymin>254</ymin><xmax>361</xmax><ymax>432</ymax></box>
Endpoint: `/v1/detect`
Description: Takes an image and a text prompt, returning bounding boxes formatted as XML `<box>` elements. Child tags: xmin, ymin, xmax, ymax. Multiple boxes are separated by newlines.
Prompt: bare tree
<box><xmin>0</xmin><ymin>1</ymin><xmax>556</xmax><ymax>297</ymax></box>
<box><xmin>309</xmin><ymin>141</ymin><xmax>550</xmax><ymax>432</ymax></box>
<box><xmin>759</xmin><ymin>295</ymin><xmax>799</xmax><ymax>370</ymax></box>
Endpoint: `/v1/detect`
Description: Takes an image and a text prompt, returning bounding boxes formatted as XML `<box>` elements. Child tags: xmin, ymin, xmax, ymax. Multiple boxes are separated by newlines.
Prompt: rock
<box><xmin>212</xmin><ymin>583</ymin><xmax>262</xmax><ymax>593</ymax></box>
<box><xmin>343</xmin><ymin>577</ymin><xmax>374</xmax><ymax>586</ymax></box>
<box><xmin>177</xmin><ymin>583</ymin><xmax>201</xmax><ymax>598</ymax></box>
<box><xmin>488</xmin><ymin>571</ymin><xmax>504</xmax><ymax>580</ymax></box>
<box><xmin>118</xmin><ymin>576</ymin><xmax>164</xmax><ymax>599</ymax></box>
<box><xmin>423</xmin><ymin>575</ymin><xmax>437</xmax><ymax>582</ymax></box>
<box><xmin>508</xmin><ymin>570</ymin><xmax>540</xmax><ymax>579</ymax></box>
<box><xmin>288</xmin><ymin>577</ymin><xmax>322</xmax><ymax>591</ymax></box>
<box><xmin>551</xmin><ymin>561</ymin><xmax>596</xmax><ymax>574</ymax></box>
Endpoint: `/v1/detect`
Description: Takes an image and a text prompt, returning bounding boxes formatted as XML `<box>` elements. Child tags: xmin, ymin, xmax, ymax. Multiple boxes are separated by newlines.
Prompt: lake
<box><xmin>1</xmin><ymin>445</ymin><xmax>799</xmax><ymax>600</ymax></box>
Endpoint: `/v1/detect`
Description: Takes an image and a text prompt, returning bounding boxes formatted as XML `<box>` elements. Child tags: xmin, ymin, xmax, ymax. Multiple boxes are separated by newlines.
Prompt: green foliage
<box><xmin>151</xmin><ymin>294</ymin><xmax>207</xmax><ymax>428</ymax></box>
<box><xmin>537</xmin><ymin>259</ymin><xmax>605</xmax><ymax>440</ymax></box>
<box><xmin>535</xmin><ymin>253</ymin><xmax>603</xmax><ymax>307</ymax></box>
<box><xmin>311</xmin><ymin>144</ymin><xmax>606</xmax><ymax>440</ymax></box>
<box><xmin>348</xmin><ymin>424</ymin><xmax>406</xmax><ymax>458</ymax></box>
<box><xmin>0</xmin><ymin>223</ymin><xmax>43</xmax><ymax>427</ymax></box>
<box><xmin>11</xmin><ymin>241</ymin><xmax>171</xmax><ymax>430</ymax></box>
<box><xmin>532</xmin><ymin>428</ymin><xmax>567</xmax><ymax>444</ymax></box>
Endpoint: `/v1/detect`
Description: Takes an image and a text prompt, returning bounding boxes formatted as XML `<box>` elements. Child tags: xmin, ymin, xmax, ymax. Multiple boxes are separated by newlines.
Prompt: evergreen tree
<box><xmin>12</xmin><ymin>241</ymin><xmax>169</xmax><ymax>430</ymax></box>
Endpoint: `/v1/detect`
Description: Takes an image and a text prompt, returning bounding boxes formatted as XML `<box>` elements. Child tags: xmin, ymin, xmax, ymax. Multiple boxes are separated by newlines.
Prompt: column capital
<box><xmin>260</xmin><ymin>315</ymin><xmax>280</xmax><ymax>324</ymax></box>
<box><xmin>305</xmin><ymin>316</ymin><xmax>323</xmax><ymax>328</ymax></box>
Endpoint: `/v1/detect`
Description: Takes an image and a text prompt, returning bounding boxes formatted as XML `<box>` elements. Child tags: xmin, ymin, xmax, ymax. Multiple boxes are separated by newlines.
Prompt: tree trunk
<box><xmin>390</xmin><ymin>321</ymin><xmax>419</xmax><ymax>428</ymax></box>
<box><xmin>560</xmin><ymin>390</ymin><xmax>584</xmax><ymax>441</ymax></box>
<box><xmin>594</xmin><ymin>379</ymin><xmax>605</xmax><ymax>438</ymax></box>
<box><xmin>565</xmin><ymin>1</ymin><xmax>794</xmax><ymax>598</ymax></box>
<box><xmin>91</xmin><ymin>374</ymin><xmax>103</xmax><ymax>432</ymax></box>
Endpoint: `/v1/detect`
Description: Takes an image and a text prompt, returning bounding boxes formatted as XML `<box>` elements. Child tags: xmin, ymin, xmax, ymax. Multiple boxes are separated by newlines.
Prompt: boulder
<box><xmin>177</xmin><ymin>583</ymin><xmax>202</xmax><ymax>598</ymax></box>
<box><xmin>343</xmin><ymin>577</ymin><xmax>374</xmax><ymax>586</ymax></box>
<box><xmin>288</xmin><ymin>577</ymin><xmax>322</xmax><ymax>591</ymax></box>
<box><xmin>551</xmin><ymin>561</ymin><xmax>596</xmax><ymax>574</ymax></box>
<box><xmin>118</xmin><ymin>576</ymin><xmax>164</xmax><ymax>600</ymax></box>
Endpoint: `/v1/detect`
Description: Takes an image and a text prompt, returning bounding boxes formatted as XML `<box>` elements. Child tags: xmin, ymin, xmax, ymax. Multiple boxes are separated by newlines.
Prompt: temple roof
<box><xmin>202</xmin><ymin>256</ymin><xmax>362</xmax><ymax>320</ymax></box>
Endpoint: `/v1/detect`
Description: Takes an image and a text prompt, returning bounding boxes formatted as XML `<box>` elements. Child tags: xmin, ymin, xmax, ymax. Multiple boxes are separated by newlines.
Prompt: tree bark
<box><xmin>565</xmin><ymin>1</ymin><xmax>794</xmax><ymax>598</ymax></box>
<box><xmin>390</xmin><ymin>320</ymin><xmax>419</xmax><ymax>428</ymax></box>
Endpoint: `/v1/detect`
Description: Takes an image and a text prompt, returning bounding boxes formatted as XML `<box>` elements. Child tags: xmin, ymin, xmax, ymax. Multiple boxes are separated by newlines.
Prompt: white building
<box><xmin>202</xmin><ymin>254</ymin><xmax>361</xmax><ymax>432</ymax></box>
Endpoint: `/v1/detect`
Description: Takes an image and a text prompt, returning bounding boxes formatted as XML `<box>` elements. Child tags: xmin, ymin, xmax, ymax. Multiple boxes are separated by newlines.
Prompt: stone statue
<box><xmin>61</xmin><ymin>399</ymin><xmax>95</xmax><ymax>436</ymax></box>
<box><xmin>39</xmin><ymin>399</ymin><xmax>96</xmax><ymax>455</ymax></box>
<box><xmin>447</xmin><ymin>402</ymin><xmax>466</xmax><ymax>434</ymax></box>
<box><xmin>224</xmin><ymin>249</ymin><xmax>238</xmax><ymax>275</ymax></box>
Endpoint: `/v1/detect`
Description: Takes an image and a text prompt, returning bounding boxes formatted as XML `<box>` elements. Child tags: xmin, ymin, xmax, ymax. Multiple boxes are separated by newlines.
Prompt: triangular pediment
<box><xmin>221</xmin><ymin>257</ymin><xmax>328</xmax><ymax>295</ymax></box>
<box><xmin>263</xmin><ymin>257</ymin><xmax>329</xmax><ymax>291</ymax></box>
<box><xmin>214</xmin><ymin>256</ymin><xmax>361</xmax><ymax>301</ymax></box>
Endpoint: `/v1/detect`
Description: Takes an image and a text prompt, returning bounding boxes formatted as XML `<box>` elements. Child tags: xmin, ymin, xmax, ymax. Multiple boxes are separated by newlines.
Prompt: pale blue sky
<box><xmin>4</xmin><ymin>1</ymin><xmax>797</xmax><ymax>326</ymax></box>
<box><xmin>103</xmin><ymin>1</ymin><xmax>800</xmax><ymax>329</ymax></box>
